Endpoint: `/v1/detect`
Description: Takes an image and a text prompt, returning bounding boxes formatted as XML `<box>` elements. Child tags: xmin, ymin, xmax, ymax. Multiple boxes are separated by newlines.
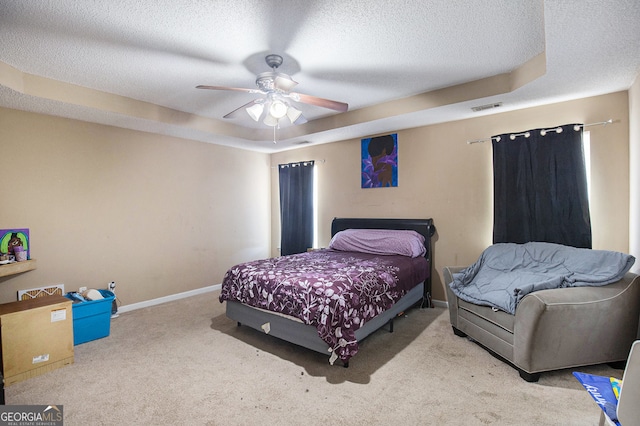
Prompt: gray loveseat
<box><xmin>444</xmin><ymin>266</ymin><xmax>640</xmax><ymax>381</ymax></box>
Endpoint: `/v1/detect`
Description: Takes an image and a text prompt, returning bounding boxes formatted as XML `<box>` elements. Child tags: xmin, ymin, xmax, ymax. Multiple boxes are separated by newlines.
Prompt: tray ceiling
<box><xmin>1</xmin><ymin>0</ymin><xmax>639</xmax><ymax>152</ymax></box>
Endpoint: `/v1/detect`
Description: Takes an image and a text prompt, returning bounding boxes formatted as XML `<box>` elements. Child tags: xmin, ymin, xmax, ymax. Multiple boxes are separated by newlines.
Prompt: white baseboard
<box><xmin>117</xmin><ymin>284</ymin><xmax>221</xmax><ymax>314</ymax></box>
<box><xmin>432</xmin><ymin>299</ymin><xmax>448</xmax><ymax>309</ymax></box>
<box><xmin>116</xmin><ymin>285</ymin><xmax>447</xmax><ymax>314</ymax></box>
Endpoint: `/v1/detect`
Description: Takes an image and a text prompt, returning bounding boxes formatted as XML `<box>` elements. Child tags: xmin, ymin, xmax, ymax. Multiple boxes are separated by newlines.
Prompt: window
<box><xmin>583</xmin><ymin>130</ymin><xmax>591</xmax><ymax>203</ymax></box>
<box><xmin>278</xmin><ymin>161</ymin><xmax>315</xmax><ymax>255</ymax></box>
<box><xmin>492</xmin><ymin>123</ymin><xmax>592</xmax><ymax>248</ymax></box>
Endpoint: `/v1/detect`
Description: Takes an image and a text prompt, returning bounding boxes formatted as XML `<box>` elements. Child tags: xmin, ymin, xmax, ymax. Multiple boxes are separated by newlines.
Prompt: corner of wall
<box><xmin>629</xmin><ymin>73</ymin><xmax>640</xmax><ymax>272</ymax></box>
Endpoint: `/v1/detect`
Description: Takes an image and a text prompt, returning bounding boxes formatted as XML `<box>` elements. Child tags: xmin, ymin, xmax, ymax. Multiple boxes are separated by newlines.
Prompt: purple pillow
<box><xmin>328</xmin><ymin>229</ymin><xmax>426</xmax><ymax>258</ymax></box>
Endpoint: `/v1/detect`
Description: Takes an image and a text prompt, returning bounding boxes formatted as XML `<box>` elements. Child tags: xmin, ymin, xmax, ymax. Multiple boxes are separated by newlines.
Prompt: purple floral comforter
<box><xmin>219</xmin><ymin>249</ymin><xmax>428</xmax><ymax>362</ymax></box>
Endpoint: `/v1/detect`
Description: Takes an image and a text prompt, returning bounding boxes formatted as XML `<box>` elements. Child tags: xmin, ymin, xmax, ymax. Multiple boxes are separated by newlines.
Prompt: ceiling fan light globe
<box><xmin>269</xmin><ymin>100</ymin><xmax>288</xmax><ymax>119</ymax></box>
<box><xmin>286</xmin><ymin>105</ymin><xmax>303</xmax><ymax>123</ymax></box>
<box><xmin>246</xmin><ymin>103</ymin><xmax>264</xmax><ymax>121</ymax></box>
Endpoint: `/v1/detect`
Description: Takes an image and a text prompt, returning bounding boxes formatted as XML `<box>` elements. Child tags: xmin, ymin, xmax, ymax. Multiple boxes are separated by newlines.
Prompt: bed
<box><xmin>219</xmin><ymin>217</ymin><xmax>436</xmax><ymax>366</ymax></box>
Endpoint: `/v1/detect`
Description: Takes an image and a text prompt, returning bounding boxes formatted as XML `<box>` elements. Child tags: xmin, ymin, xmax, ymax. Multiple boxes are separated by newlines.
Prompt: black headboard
<box><xmin>330</xmin><ymin>217</ymin><xmax>436</xmax><ymax>305</ymax></box>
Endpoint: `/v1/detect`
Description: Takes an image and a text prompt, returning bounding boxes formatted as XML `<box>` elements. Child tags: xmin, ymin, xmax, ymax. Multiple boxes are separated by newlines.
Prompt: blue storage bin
<box><xmin>65</xmin><ymin>289</ymin><xmax>115</xmax><ymax>345</ymax></box>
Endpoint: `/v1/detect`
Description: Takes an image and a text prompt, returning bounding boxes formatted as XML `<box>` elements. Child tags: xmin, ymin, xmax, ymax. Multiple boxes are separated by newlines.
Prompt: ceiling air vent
<box><xmin>471</xmin><ymin>102</ymin><xmax>503</xmax><ymax>112</ymax></box>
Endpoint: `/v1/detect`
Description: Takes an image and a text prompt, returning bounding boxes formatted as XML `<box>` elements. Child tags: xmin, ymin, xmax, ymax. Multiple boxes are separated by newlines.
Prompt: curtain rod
<box><xmin>271</xmin><ymin>159</ymin><xmax>326</xmax><ymax>168</ymax></box>
<box><xmin>466</xmin><ymin>119</ymin><xmax>614</xmax><ymax>145</ymax></box>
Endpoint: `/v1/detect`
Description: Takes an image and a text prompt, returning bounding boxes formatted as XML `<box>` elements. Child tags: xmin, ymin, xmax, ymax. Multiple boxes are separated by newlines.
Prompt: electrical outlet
<box><xmin>79</xmin><ymin>286</ymin><xmax>87</xmax><ymax>293</ymax></box>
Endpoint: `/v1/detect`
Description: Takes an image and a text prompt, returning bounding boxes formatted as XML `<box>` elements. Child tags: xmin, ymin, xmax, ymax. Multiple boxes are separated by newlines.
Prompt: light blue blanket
<box><xmin>449</xmin><ymin>242</ymin><xmax>635</xmax><ymax>314</ymax></box>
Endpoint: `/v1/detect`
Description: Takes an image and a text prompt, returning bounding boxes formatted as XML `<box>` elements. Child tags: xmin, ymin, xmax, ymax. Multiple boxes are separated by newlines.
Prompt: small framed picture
<box><xmin>0</xmin><ymin>228</ymin><xmax>30</xmax><ymax>259</ymax></box>
<box><xmin>361</xmin><ymin>133</ymin><xmax>398</xmax><ymax>188</ymax></box>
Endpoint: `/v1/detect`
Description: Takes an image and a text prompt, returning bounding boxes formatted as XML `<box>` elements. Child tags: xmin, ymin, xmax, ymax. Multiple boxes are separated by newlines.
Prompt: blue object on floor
<box><xmin>573</xmin><ymin>371</ymin><xmax>620</xmax><ymax>426</ymax></box>
<box><xmin>65</xmin><ymin>289</ymin><xmax>115</xmax><ymax>345</ymax></box>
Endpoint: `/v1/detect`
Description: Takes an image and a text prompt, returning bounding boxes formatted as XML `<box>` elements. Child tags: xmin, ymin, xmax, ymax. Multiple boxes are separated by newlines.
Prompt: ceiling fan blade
<box><xmin>274</xmin><ymin>75</ymin><xmax>298</xmax><ymax>92</ymax></box>
<box><xmin>223</xmin><ymin>99</ymin><xmax>264</xmax><ymax>119</ymax></box>
<box><xmin>196</xmin><ymin>85</ymin><xmax>264</xmax><ymax>95</ymax></box>
<box><xmin>289</xmin><ymin>92</ymin><xmax>348</xmax><ymax>112</ymax></box>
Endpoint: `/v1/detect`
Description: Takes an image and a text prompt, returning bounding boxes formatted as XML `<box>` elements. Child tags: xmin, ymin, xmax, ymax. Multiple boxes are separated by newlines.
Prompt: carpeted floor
<box><xmin>6</xmin><ymin>291</ymin><xmax>617</xmax><ymax>425</ymax></box>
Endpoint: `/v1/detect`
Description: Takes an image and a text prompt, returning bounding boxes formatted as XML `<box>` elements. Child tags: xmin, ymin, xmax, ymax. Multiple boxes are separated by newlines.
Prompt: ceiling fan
<box><xmin>196</xmin><ymin>54</ymin><xmax>348</xmax><ymax>127</ymax></box>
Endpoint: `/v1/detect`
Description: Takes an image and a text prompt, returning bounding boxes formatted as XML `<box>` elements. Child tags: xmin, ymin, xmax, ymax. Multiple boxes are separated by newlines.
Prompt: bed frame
<box><xmin>225</xmin><ymin>217</ymin><xmax>436</xmax><ymax>365</ymax></box>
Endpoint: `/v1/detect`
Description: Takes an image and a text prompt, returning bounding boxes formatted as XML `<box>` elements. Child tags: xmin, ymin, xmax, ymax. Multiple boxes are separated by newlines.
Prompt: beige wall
<box><xmin>629</xmin><ymin>74</ymin><xmax>640</xmax><ymax>273</ymax></box>
<box><xmin>0</xmin><ymin>107</ymin><xmax>271</xmax><ymax>305</ymax></box>
<box><xmin>271</xmin><ymin>91</ymin><xmax>631</xmax><ymax>302</ymax></box>
<box><xmin>0</xmin><ymin>90</ymin><xmax>631</xmax><ymax>307</ymax></box>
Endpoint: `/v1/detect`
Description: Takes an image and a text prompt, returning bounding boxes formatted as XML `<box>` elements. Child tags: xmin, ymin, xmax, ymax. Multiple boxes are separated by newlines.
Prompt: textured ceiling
<box><xmin>1</xmin><ymin>0</ymin><xmax>639</xmax><ymax>153</ymax></box>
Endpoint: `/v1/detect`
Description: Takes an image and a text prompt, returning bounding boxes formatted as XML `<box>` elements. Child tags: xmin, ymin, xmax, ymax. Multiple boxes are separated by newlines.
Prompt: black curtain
<box><xmin>492</xmin><ymin>124</ymin><xmax>592</xmax><ymax>248</ymax></box>
<box><xmin>279</xmin><ymin>161</ymin><xmax>314</xmax><ymax>256</ymax></box>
